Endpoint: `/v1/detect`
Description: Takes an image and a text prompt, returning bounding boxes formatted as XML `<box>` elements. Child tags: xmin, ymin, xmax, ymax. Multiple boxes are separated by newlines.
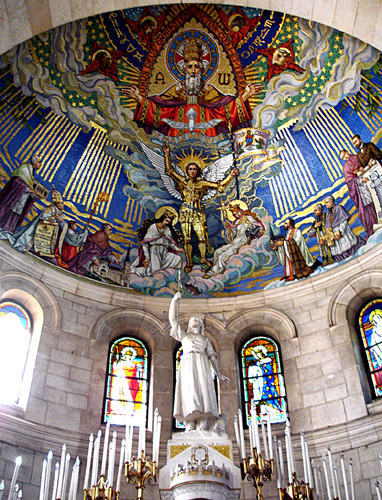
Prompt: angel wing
<box><xmin>139</xmin><ymin>141</ymin><xmax>183</xmax><ymax>201</ymax></box>
<box><xmin>201</xmin><ymin>153</ymin><xmax>234</xmax><ymax>202</ymax></box>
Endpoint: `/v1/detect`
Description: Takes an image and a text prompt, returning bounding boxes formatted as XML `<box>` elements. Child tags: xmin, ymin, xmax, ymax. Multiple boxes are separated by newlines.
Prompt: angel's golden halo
<box><xmin>177</xmin><ymin>149</ymin><xmax>206</xmax><ymax>173</ymax></box>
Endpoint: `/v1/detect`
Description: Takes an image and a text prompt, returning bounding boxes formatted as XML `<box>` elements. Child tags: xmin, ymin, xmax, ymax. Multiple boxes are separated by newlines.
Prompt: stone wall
<box><xmin>0</xmin><ymin>238</ymin><xmax>382</xmax><ymax>498</ymax></box>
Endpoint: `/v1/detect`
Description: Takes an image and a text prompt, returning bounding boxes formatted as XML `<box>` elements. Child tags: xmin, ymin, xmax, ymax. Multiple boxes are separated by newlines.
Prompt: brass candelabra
<box><xmin>84</xmin><ymin>474</ymin><xmax>118</xmax><ymax>500</ymax></box>
<box><xmin>279</xmin><ymin>473</ymin><xmax>314</xmax><ymax>500</ymax></box>
<box><xmin>242</xmin><ymin>448</ymin><xmax>274</xmax><ymax>500</ymax></box>
<box><xmin>125</xmin><ymin>453</ymin><xmax>157</xmax><ymax>500</ymax></box>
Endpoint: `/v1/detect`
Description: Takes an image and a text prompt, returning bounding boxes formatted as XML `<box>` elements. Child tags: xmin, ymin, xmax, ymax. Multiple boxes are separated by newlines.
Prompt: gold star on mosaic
<box><xmin>292</xmin><ymin>101</ymin><xmax>297</xmax><ymax>106</ymax></box>
<box><xmin>286</xmin><ymin>26</ymin><xmax>292</xmax><ymax>32</ymax></box>
<box><xmin>322</xmin><ymin>67</ymin><xmax>326</xmax><ymax>73</ymax></box>
<box><xmin>334</xmin><ymin>44</ymin><xmax>338</xmax><ymax>49</ymax></box>
<box><xmin>90</xmin><ymin>99</ymin><xmax>95</xmax><ymax>105</ymax></box>
<box><xmin>306</xmin><ymin>83</ymin><xmax>310</xmax><ymax>88</ymax></box>
<box><xmin>287</xmin><ymin>97</ymin><xmax>292</xmax><ymax>103</ymax></box>
<box><xmin>329</xmin><ymin>51</ymin><xmax>334</xmax><ymax>57</ymax></box>
<box><xmin>301</xmin><ymin>89</ymin><xmax>305</xmax><ymax>94</ymax></box>
<box><xmin>313</xmin><ymin>76</ymin><xmax>318</xmax><ymax>82</ymax></box>
<box><xmin>335</xmin><ymin>35</ymin><xmax>340</xmax><ymax>41</ymax></box>
<box><xmin>72</xmin><ymin>102</ymin><xmax>77</xmax><ymax>107</ymax></box>
<box><xmin>301</xmin><ymin>96</ymin><xmax>306</xmax><ymax>102</ymax></box>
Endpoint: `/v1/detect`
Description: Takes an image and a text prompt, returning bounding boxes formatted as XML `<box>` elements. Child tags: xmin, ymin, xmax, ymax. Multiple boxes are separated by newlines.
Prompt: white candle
<box><xmin>138</xmin><ymin>424</ymin><xmax>146</xmax><ymax>459</ymax></box>
<box><xmin>73</xmin><ymin>457</ymin><xmax>80</xmax><ymax>500</ymax></box>
<box><xmin>267</xmin><ymin>414</ymin><xmax>273</xmax><ymax>460</ymax></box>
<box><xmin>8</xmin><ymin>457</ymin><xmax>22</xmax><ymax>500</ymax></box>
<box><xmin>322</xmin><ymin>455</ymin><xmax>333</xmax><ymax>500</ymax></box>
<box><xmin>334</xmin><ymin>465</ymin><xmax>341</xmax><ymax>500</ymax></box>
<box><xmin>237</xmin><ymin>410</ymin><xmax>246</xmax><ymax>460</ymax></box>
<box><xmin>126</xmin><ymin>426</ymin><xmax>133</xmax><ymax>463</ymax></box>
<box><xmin>305</xmin><ymin>440</ymin><xmax>312</xmax><ymax>486</ymax></box>
<box><xmin>380</xmin><ymin>454</ymin><xmax>382</xmax><ymax>474</ymax></box>
<box><xmin>56</xmin><ymin>444</ymin><xmax>66</xmax><ymax>498</ymax></box>
<box><xmin>285</xmin><ymin>420</ymin><xmax>295</xmax><ymax>472</ymax></box>
<box><xmin>152</xmin><ymin>409</ymin><xmax>159</xmax><ymax>452</ymax></box>
<box><xmin>318</xmin><ymin>465</ymin><xmax>325</xmax><ymax>499</ymax></box>
<box><xmin>91</xmin><ymin>430</ymin><xmax>102</xmax><ymax>487</ymax></box>
<box><xmin>327</xmin><ymin>447</ymin><xmax>337</xmax><ymax>498</ymax></box>
<box><xmin>67</xmin><ymin>466</ymin><xmax>75</xmax><ymax>500</ymax></box>
<box><xmin>39</xmin><ymin>459</ymin><xmax>47</xmax><ymax>500</ymax></box>
<box><xmin>156</xmin><ymin>416</ymin><xmax>162</xmax><ymax>463</ymax></box>
<box><xmin>376</xmin><ymin>481</ymin><xmax>382</xmax><ymax>500</ymax></box>
<box><xmin>248</xmin><ymin>419</ymin><xmax>254</xmax><ymax>452</ymax></box>
<box><xmin>261</xmin><ymin>415</ymin><xmax>269</xmax><ymax>460</ymax></box>
<box><xmin>116</xmin><ymin>439</ymin><xmax>126</xmax><ymax>493</ymax></box>
<box><xmin>284</xmin><ymin>432</ymin><xmax>293</xmax><ymax>485</ymax></box>
<box><xmin>51</xmin><ymin>463</ymin><xmax>59</xmax><ymax>500</ymax></box>
<box><xmin>300</xmin><ymin>431</ymin><xmax>308</xmax><ymax>483</ymax></box>
<box><xmin>312</xmin><ymin>460</ymin><xmax>318</xmax><ymax>493</ymax></box>
<box><xmin>349</xmin><ymin>459</ymin><xmax>355</xmax><ymax>500</ymax></box>
<box><xmin>44</xmin><ymin>451</ymin><xmax>53</xmax><ymax>500</ymax></box>
<box><xmin>11</xmin><ymin>485</ymin><xmax>19</xmax><ymax>500</ymax></box>
<box><xmin>278</xmin><ymin>440</ymin><xmax>285</xmax><ymax>486</ymax></box>
<box><xmin>101</xmin><ymin>421</ymin><xmax>110</xmax><ymax>476</ymax></box>
<box><xmin>83</xmin><ymin>433</ymin><xmax>93</xmax><ymax>490</ymax></box>
<box><xmin>16</xmin><ymin>491</ymin><xmax>21</xmax><ymax>499</ymax></box>
<box><xmin>340</xmin><ymin>453</ymin><xmax>350</xmax><ymax>500</ymax></box>
<box><xmin>0</xmin><ymin>480</ymin><xmax>4</xmax><ymax>500</ymax></box>
<box><xmin>61</xmin><ymin>453</ymin><xmax>70</xmax><ymax>500</ymax></box>
<box><xmin>111</xmin><ymin>431</ymin><xmax>117</xmax><ymax>486</ymax></box>
<box><xmin>253</xmin><ymin>414</ymin><xmax>260</xmax><ymax>452</ymax></box>
<box><xmin>273</xmin><ymin>436</ymin><xmax>281</xmax><ymax>488</ymax></box>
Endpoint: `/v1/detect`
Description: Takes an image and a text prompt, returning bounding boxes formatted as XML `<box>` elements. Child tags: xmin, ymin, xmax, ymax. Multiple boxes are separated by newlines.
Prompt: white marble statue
<box><xmin>169</xmin><ymin>292</ymin><xmax>229</xmax><ymax>431</ymax></box>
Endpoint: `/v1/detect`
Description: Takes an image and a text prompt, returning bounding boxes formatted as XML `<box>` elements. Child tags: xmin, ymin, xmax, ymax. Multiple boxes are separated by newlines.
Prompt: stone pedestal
<box><xmin>158</xmin><ymin>430</ymin><xmax>241</xmax><ymax>500</ymax></box>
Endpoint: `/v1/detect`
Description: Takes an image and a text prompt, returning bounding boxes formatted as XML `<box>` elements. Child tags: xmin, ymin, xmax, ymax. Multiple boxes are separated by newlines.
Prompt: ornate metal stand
<box><xmin>279</xmin><ymin>473</ymin><xmax>314</xmax><ymax>500</ymax></box>
<box><xmin>242</xmin><ymin>448</ymin><xmax>273</xmax><ymax>500</ymax></box>
<box><xmin>125</xmin><ymin>453</ymin><xmax>157</xmax><ymax>500</ymax></box>
<box><xmin>83</xmin><ymin>475</ymin><xmax>118</xmax><ymax>500</ymax></box>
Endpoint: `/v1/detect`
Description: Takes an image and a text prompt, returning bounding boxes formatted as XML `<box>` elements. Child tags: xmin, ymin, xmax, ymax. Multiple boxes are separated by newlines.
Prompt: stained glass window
<box><xmin>104</xmin><ymin>337</ymin><xmax>150</xmax><ymax>426</ymax></box>
<box><xmin>241</xmin><ymin>336</ymin><xmax>287</xmax><ymax>425</ymax></box>
<box><xmin>0</xmin><ymin>301</ymin><xmax>32</xmax><ymax>404</ymax></box>
<box><xmin>359</xmin><ymin>299</ymin><xmax>382</xmax><ymax>398</ymax></box>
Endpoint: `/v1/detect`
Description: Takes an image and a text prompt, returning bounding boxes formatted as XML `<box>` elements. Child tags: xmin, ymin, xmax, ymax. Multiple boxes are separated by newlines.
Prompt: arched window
<box><xmin>358</xmin><ymin>299</ymin><xmax>382</xmax><ymax>398</ymax></box>
<box><xmin>240</xmin><ymin>336</ymin><xmax>287</xmax><ymax>425</ymax></box>
<box><xmin>104</xmin><ymin>336</ymin><xmax>150</xmax><ymax>426</ymax></box>
<box><xmin>0</xmin><ymin>301</ymin><xmax>32</xmax><ymax>405</ymax></box>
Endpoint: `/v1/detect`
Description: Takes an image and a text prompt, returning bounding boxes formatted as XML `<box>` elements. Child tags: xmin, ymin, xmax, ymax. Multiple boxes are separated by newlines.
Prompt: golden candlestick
<box><xmin>242</xmin><ymin>448</ymin><xmax>274</xmax><ymax>500</ymax></box>
<box><xmin>125</xmin><ymin>453</ymin><xmax>157</xmax><ymax>500</ymax></box>
<box><xmin>83</xmin><ymin>475</ymin><xmax>118</xmax><ymax>500</ymax></box>
<box><xmin>279</xmin><ymin>473</ymin><xmax>314</xmax><ymax>500</ymax></box>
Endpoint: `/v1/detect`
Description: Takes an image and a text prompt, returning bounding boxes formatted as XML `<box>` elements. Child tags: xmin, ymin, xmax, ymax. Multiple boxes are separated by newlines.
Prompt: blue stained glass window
<box><xmin>104</xmin><ymin>337</ymin><xmax>150</xmax><ymax>426</ymax></box>
<box><xmin>359</xmin><ymin>299</ymin><xmax>382</xmax><ymax>397</ymax></box>
<box><xmin>0</xmin><ymin>301</ymin><xmax>32</xmax><ymax>404</ymax></box>
<box><xmin>241</xmin><ymin>336</ymin><xmax>287</xmax><ymax>425</ymax></box>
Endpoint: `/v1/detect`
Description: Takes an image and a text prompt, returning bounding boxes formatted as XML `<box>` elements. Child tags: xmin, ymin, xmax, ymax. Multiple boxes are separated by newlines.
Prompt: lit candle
<box><xmin>51</xmin><ymin>463</ymin><xmax>59</xmax><ymax>500</ymax></box>
<box><xmin>83</xmin><ymin>433</ymin><xmax>93</xmax><ymax>490</ymax></box>
<box><xmin>300</xmin><ymin>431</ymin><xmax>308</xmax><ymax>483</ymax></box>
<box><xmin>322</xmin><ymin>455</ymin><xmax>333</xmax><ymax>500</ymax></box>
<box><xmin>101</xmin><ymin>421</ymin><xmax>110</xmax><ymax>476</ymax></box>
<box><xmin>349</xmin><ymin>458</ymin><xmax>355</xmax><ymax>500</ymax></box>
<box><xmin>39</xmin><ymin>459</ymin><xmax>47</xmax><ymax>500</ymax></box>
<box><xmin>376</xmin><ymin>481</ymin><xmax>382</xmax><ymax>500</ymax></box>
<box><xmin>273</xmin><ymin>436</ymin><xmax>281</xmax><ymax>488</ymax></box>
<box><xmin>267</xmin><ymin>414</ymin><xmax>273</xmax><ymax>460</ymax></box>
<box><xmin>116</xmin><ymin>439</ymin><xmax>126</xmax><ymax>493</ymax></box>
<box><xmin>340</xmin><ymin>453</ymin><xmax>350</xmax><ymax>500</ymax></box>
<box><xmin>43</xmin><ymin>451</ymin><xmax>53</xmax><ymax>500</ymax></box>
<box><xmin>238</xmin><ymin>409</ymin><xmax>246</xmax><ymax>460</ymax></box>
<box><xmin>260</xmin><ymin>415</ymin><xmax>269</xmax><ymax>460</ymax></box>
<box><xmin>56</xmin><ymin>444</ymin><xmax>66</xmax><ymax>498</ymax></box>
<box><xmin>9</xmin><ymin>457</ymin><xmax>22</xmax><ymax>500</ymax></box>
<box><xmin>327</xmin><ymin>447</ymin><xmax>337</xmax><ymax>498</ymax></box>
<box><xmin>61</xmin><ymin>453</ymin><xmax>70</xmax><ymax>500</ymax></box>
<box><xmin>278</xmin><ymin>440</ymin><xmax>285</xmax><ymax>486</ymax></box>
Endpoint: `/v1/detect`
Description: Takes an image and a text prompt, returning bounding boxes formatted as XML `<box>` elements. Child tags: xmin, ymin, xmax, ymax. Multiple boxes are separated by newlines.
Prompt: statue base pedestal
<box><xmin>159</xmin><ymin>430</ymin><xmax>241</xmax><ymax>500</ymax></box>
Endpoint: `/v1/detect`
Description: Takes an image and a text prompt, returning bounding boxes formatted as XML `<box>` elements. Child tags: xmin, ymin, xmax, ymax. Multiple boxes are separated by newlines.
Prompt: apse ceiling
<box><xmin>0</xmin><ymin>4</ymin><xmax>381</xmax><ymax>297</ymax></box>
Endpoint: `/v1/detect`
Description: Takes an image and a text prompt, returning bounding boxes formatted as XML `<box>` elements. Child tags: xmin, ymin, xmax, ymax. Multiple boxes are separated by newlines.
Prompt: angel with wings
<box><xmin>140</xmin><ymin>141</ymin><xmax>239</xmax><ymax>273</ymax></box>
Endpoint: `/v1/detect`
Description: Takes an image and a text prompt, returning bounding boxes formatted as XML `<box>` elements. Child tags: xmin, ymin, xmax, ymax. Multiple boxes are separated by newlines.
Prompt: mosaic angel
<box><xmin>140</xmin><ymin>141</ymin><xmax>238</xmax><ymax>273</ymax></box>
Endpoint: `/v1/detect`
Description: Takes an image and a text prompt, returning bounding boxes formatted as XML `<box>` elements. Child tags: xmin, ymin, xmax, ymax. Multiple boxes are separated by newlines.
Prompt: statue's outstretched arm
<box><xmin>169</xmin><ymin>291</ymin><xmax>183</xmax><ymax>340</ymax></box>
<box><xmin>209</xmin><ymin>352</ymin><xmax>230</xmax><ymax>384</ymax></box>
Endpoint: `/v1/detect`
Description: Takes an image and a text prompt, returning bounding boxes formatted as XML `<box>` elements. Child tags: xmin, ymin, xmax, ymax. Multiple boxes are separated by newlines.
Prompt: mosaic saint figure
<box><xmin>271</xmin><ymin>217</ymin><xmax>319</xmax><ymax>281</ymax></box>
<box><xmin>339</xmin><ymin>149</ymin><xmax>377</xmax><ymax>240</ymax></box>
<box><xmin>306</xmin><ymin>204</ymin><xmax>334</xmax><ymax>266</ymax></box>
<box><xmin>130</xmin><ymin>206</ymin><xmax>184</xmax><ymax>277</ymax></box>
<box><xmin>169</xmin><ymin>291</ymin><xmax>229</xmax><ymax>431</ymax></box>
<box><xmin>123</xmin><ymin>37</ymin><xmax>262</xmax><ymax>137</ymax></box>
<box><xmin>323</xmin><ymin>196</ymin><xmax>365</xmax><ymax>262</ymax></box>
<box><xmin>204</xmin><ymin>200</ymin><xmax>264</xmax><ymax>278</ymax></box>
<box><xmin>0</xmin><ymin>155</ymin><xmax>42</xmax><ymax>232</ymax></box>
